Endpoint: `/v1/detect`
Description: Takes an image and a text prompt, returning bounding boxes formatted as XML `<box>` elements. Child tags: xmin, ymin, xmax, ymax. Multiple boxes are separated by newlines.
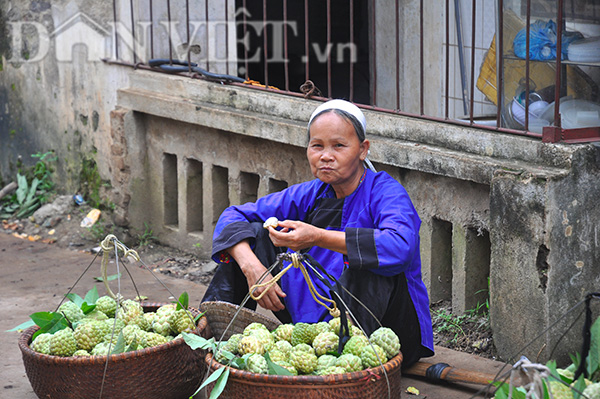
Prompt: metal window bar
<box><xmin>130</xmin><ymin>0</ymin><xmax>137</xmax><ymax>64</ymax></box>
<box><xmin>395</xmin><ymin>0</ymin><xmax>400</xmax><ymax>111</ymax></box>
<box><xmin>283</xmin><ymin>0</ymin><xmax>289</xmax><ymax>92</ymax></box>
<box><xmin>371</xmin><ymin>0</ymin><xmax>377</xmax><ymax>106</ymax></box>
<box><xmin>186</xmin><ymin>0</ymin><xmax>191</xmax><ymax>73</ymax></box>
<box><xmin>205</xmin><ymin>0</ymin><xmax>210</xmax><ymax>70</ymax></box>
<box><xmin>104</xmin><ymin>0</ymin><xmax>599</xmax><ymax>143</ymax></box>
<box><xmin>305</xmin><ymin>0</ymin><xmax>309</xmax><ymax>84</ymax></box>
<box><xmin>469</xmin><ymin>0</ymin><xmax>476</xmax><ymax>125</ymax></box>
<box><xmin>445</xmin><ymin>0</ymin><xmax>450</xmax><ymax>120</ymax></box>
<box><xmin>524</xmin><ymin>0</ymin><xmax>531</xmax><ymax>132</ymax></box>
<box><xmin>350</xmin><ymin>0</ymin><xmax>355</xmax><ymax>102</ymax></box>
<box><xmin>243</xmin><ymin>0</ymin><xmax>249</xmax><ymax>81</ymax></box>
<box><xmin>167</xmin><ymin>0</ymin><xmax>173</xmax><ymax>63</ymax></box>
<box><xmin>327</xmin><ymin>0</ymin><xmax>332</xmax><ymax>98</ymax></box>
<box><xmin>149</xmin><ymin>0</ymin><xmax>154</xmax><ymax>60</ymax></box>
<box><xmin>263</xmin><ymin>0</ymin><xmax>268</xmax><ymax>88</ymax></box>
<box><xmin>420</xmin><ymin>0</ymin><xmax>424</xmax><ymax>116</ymax></box>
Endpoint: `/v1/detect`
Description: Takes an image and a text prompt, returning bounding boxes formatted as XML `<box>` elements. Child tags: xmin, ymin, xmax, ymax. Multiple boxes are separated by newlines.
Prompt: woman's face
<box><xmin>307</xmin><ymin>111</ymin><xmax>370</xmax><ymax>198</ymax></box>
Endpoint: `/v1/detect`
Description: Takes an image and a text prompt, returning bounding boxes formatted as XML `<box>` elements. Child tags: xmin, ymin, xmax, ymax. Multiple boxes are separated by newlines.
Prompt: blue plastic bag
<box><xmin>513</xmin><ymin>20</ymin><xmax>583</xmax><ymax>61</ymax></box>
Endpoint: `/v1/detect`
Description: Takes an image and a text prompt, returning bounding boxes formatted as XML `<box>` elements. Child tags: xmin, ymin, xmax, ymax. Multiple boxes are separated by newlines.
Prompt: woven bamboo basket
<box><xmin>19</xmin><ymin>303</ymin><xmax>208</xmax><ymax>399</ymax></box>
<box><xmin>200</xmin><ymin>301</ymin><xmax>403</xmax><ymax>399</ymax></box>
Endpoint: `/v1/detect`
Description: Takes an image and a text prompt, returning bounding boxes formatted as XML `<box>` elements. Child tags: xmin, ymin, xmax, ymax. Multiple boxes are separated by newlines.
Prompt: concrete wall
<box><xmin>111</xmin><ymin>70</ymin><xmax>600</xmax><ymax>365</ymax></box>
<box><xmin>0</xmin><ymin>1</ymin><xmax>128</xmax><ymax>193</ymax></box>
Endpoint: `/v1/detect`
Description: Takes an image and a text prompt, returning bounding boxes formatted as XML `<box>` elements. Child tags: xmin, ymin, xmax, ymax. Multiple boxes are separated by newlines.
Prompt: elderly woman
<box><xmin>202</xmin><ymin>99</ymin><xmax>433</xmax><ymax>367</ymax></box>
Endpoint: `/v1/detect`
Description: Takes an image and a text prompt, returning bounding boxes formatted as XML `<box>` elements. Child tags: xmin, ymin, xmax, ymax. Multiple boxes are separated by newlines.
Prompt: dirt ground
<box><xmin>2</xmin><ymin>195</ymin><xmax>499</xmax><ymax>361</ymax></box>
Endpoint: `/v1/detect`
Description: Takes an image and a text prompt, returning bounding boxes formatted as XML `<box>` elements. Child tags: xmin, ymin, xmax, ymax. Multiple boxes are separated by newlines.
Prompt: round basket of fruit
<box><xmin>19</xmin><ymin>297</ymin><xmax>208</xmax><ymax>399</ymax></box>
<box><xmin>199</xmin><ymin>301</ymin><xmax>403</xmax><ymax>399</ymax></box>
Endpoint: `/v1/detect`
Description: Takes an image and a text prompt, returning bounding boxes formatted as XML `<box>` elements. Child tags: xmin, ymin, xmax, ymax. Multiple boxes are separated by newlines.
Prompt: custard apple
<box><xmin>318</xmin><ymin>366</ymin><xmax>347</xmax><ymax>375</ymax></box>
<box><xmin>246</xmin><ymin>353</ymin><xmax>269</xmax><ymax>374</ymax></box>
<box><xmin>267</xmin><ymin>348</ymin><xmax>288</xmax><ymax>363</ymax></box>
<box><xmin>49</xmin><ymin>328</ymin><xmax>77</xmax><ymax>357</ymax></box>
<box><xmin>72</xmin><ymin>349</ymin><xmax>91</xmax><ymax>357</ymax></box>
<box><xmin>238</xmin><ymin>335</ymin><xmax>265</xmax><ymax>355</ymax></box>
<box><xmin>272</xmin><ymin>324</ymin><xmax>294</xmax><ymax>343</ymax></box>
<box><xmin>74</xmin><ymin>320</ymin><xmax>111</xmax><ymax>351</ymax></box>
<box><xmin>122</xmin><ymin>324</ymin><xmax>143</xmax><ymax>345</ymax></box>
<box><xmin>313</xmin><ymin>331</ymin><xmax>339</xmax><ymax>356</ymax></box>
<box><xmin>152</xmin><ymin>312</ymin><xmax>174</xmax><ymax>336</ymax></box>
<box><xmin>243</xmin><ymin>322</ymin><xmax>269</xmax><ymax>336</ymax></box>
<box><xmin>314</xmin><ymin>321</ymin><xmax>333</xmax><ymax>336</ymax></box>
<box><xmin>289</xmin><ymin>350</ymin><xmax>318</xmax><ymax>374</ymax></box>
<box><xmin>369</xmin><ymin>327</ymin><xmax>400</xmax><ymax>359</ymax></box>
<box><xmin>548</xmin><ymin>381</ymin><xmax>574</xmax><ymax>399</ymax></box>
<box><xmin>91</xmin><ymin>341</ymin><xmax>112</xmax><ymax>356</ymax></box>
<box><xmin>274</xmin><ymin>340</ymin><xmax>292</xmax><ymax>354</ymax></box>
<box><xmin>140</xmin><ymin>331</ymin><xmax>169</xmax><ymax>348</ymax></box>
<box><xmin>583</xmin><ymin>382</ymin><xmax>600</xmax><ymax>399</ymax></box>
<box><xmin>116</xmin><ymin>299</ymin><xmax>144</xmax><ymax>325</ymax></box>
<box><xmin>222</xmin><ymin>334</ymin><xmax>242</xmax><ymax>356</ymax></box>
<box><xmin>83</xmin><ymin>309</ymin><xmax>109</xmax><ymax>321</ymax></box>
<box><xmin>170</xmin><ymin>309</ymin><xmax>196</xmax><ymax>334</ymax></box>
<box><xmin>291</xmin><ymin>322</ymin><xmax>317</xmax><ymax>346</ymax></box>
<box><xmin>360</xmin><ymin>344</ymin><xmax>387</xmax><ymax>368</ymax></box>
<box><xmin>335</xmin><ymin>353</ymin><xmax>363</xmax><ymax>372</ymax></box>
<box><xmin>95</xmin><ymin>296</ymin><xmax>118</xmax><ymax>317</ymax></box>
<box><xmin>291</xmin><ymin>343</ymin><xmax>315</xmax><ymax>355</ymax></box>
<box><xmin>248</xmin><ymin>328</ymin><xmax>275</xmax><ymax>351</ymax></box>
<box><xmin>316</xmin><ymin>354</ymin><xmax>338</xmax><ymax>372</ymax></box>
<box><xmin>30</xmin><ymin>333</ymin><xmax>53</xmax><ymax>354</ymax></box>
<box><xmin>342</xmin><ymin>335</ymin><xmax>369</xmax><ymax>357</ymax></box>
<box><xmin>59</xmin><ymin>301</ymin><xmax>85</xmax><ymax>324</ymax></box>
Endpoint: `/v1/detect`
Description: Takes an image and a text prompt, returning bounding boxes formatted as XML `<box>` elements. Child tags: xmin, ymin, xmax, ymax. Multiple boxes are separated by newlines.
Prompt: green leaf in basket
<box><xmin>265</xmin><ymin>351</ymin><xmax>293</xmax><ymax>376</ymax></box>
<box><xmin>94</xmin><ymin>273</ymin><xmax>122</xmax><ymax>282</ymax></box>
<box><xmin>176</xmin><ymin>292</ymin><xmax>189</xmax><ymax>310</ymax></box>
<box><xmin>126</xmin><ymin>337</ymin><xmax>139</xmax><ymax>353</ymax></box>
<box><xmin>29</xmin><ymin>311</ymin><xmax>69</xmax><ymax>339</ymax></box>
<box><xmin>182</xmin><ymin>332</ymin><xmax>214</xmax><ymax>350</ymax></box>
<box><xmin>6</xmin><ymin>319</ymin><xmax>36</xmax><ymax>332</ymax></box>
<box><xmin>80</xmin><ymin>302</ymin><xmax>97</xmax><ymax>315</ymax></box>
<box><xmin>83</xmin><ymin>285</ymin><xmax>99</xmax><ymax>305</ymax></box>
<box><xmin>194</xmin><ymin>367</ymin><xmax>229</xmax><ymax>399</ymax></box>
<box><xmin>209</xmin><ymin>367</ymin><xmax>230</xmax><ymax>399</ymax></box>
<box><xmin>230</xmin><ymin>353</ymin><xmax>251</xmax><ymax>370</ymax></box>
<box><xmin>110</xmin><ymin>331</ymin><xmax>127</xmax><ymax>354</ymax></box>
<box><xmin>65</xmin><ymin>293</ymin><xmax>84</xmax><ymax>308</ymax></box>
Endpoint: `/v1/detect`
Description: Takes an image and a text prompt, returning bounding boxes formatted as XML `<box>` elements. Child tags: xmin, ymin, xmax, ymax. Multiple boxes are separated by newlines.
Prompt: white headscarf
<box><xmin>309</xmin><ymin>99</ymin><xmax>367</xmax><ymax>135</ymax></box>
<box><xmin>308</xmin><ymin>99</ymin><xmax>376</xmax><ymax>172</ymax></box>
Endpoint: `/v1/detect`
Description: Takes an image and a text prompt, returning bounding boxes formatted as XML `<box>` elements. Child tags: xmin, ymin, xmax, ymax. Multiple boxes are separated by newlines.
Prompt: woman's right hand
<box><xmin>228</xmin><ymin>240</ymin><xmax>287</xmax><ymax>312</ymax></box>
<box><xmin>240</xmin><ymin>261</ymin><xmax>287</xmax><ymax>312</ymax></box>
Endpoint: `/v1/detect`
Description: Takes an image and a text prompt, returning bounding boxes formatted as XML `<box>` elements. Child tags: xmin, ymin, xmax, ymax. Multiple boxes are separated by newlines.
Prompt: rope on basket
<box><xmin>248</xmin><ymin>252</ymin><xmax>340</xmax><ymax>318</ymax></box>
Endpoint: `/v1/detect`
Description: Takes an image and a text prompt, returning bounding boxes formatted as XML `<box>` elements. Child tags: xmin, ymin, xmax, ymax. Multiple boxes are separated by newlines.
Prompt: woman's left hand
<box><xmin>267</xmin><ymin>220</ymin><xmax>319</xmax><ymax>252</ymax></box>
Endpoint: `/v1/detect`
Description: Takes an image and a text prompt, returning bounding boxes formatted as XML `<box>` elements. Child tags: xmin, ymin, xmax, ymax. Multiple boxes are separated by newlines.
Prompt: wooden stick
<box><xmin>0</xmin><ymin>182</ymin><xmax>17</xmax><ymax>201</ymax></box>
<box><xmin>403</xmin><ymin>361</ymin><xmax>499</xmax><ymax>386</ymax></box>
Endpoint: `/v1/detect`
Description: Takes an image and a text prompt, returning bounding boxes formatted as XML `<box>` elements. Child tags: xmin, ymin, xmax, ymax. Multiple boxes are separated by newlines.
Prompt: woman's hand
<box><xmin>228</xmin><ymin>240</ymin><xmax>286</xmax><ymax>312</ymax></box>
<box><xmin>268</xmin><ymin>220</ymin><xmax>320</xmax><ymax>252</ymax></box>
<box><xmin>241</xmin><ymin>261</ymin><xmax>287</xmax><ymax>312</ymax></box>
<box><xmin>268</xmin><ymin>220</ymin><xmax>348</xmax><ymax>255</ymax></box>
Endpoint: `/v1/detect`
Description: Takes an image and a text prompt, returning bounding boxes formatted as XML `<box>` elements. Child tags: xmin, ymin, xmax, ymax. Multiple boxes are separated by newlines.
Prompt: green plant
<box><xmin>137</xmin><ymin>222</ymin><xmax>157</xmax><ymax>247</ymax></box>
<box><xmin>82</xmin><ymin>222</ymin><xmax>110</xmax><ymax>243</ymax></box>
<box><xmin>79</xmin><ymin>156</ymin><xmax>112</xmax><ymax>210</ymax></box>
<box><xmin>0</xmin><ymin>152</ymin><xmax>57</xmax><ymax>219</ymax></box>
<box><xmin>432</xmin><ymin>308</ymin><xmax>470</xmax><ymax>343</ymax></box>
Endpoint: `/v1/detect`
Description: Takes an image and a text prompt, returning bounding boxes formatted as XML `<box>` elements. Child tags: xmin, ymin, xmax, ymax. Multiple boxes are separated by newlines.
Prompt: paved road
<box><xmin>1</xmin><ymin>233</ymin><xmax>506</xmax><ymax>398</ymax></box>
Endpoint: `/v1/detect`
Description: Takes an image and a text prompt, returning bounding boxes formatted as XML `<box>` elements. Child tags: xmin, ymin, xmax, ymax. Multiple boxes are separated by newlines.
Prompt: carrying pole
<box><xmin>403</xmin><ymin>361</ymin><xmax>499</xmax><ymax>386</ymax></box>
